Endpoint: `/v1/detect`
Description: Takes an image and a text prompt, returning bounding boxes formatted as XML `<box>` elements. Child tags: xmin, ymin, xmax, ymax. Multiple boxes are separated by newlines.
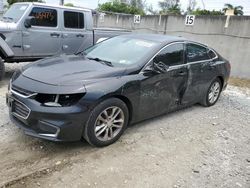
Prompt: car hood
<box><xmin>22</xmin><ymin>55</ymin><xmax>127</xmax><ymax>86</ymax></box>
<box><xmin>0</xmin><ymin>20</ymin><xmax>18</xmax><ymax>31</ymax></box>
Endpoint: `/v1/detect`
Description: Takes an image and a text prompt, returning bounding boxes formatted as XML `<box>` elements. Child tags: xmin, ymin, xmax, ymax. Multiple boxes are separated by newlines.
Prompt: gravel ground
<box><xmin>0</xmin><ymin>63</ymin><xmax>249</xmax><ymax>188</ymax></box>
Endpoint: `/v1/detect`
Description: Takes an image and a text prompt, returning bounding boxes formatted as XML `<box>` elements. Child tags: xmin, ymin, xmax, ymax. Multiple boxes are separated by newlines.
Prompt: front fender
<box><xmin>82</xmin><ymin>76</ymin><xmax>141</xmax><ymax>121</ymax></box>
<box><xmin>0</xmin><ymin>37</ymin><xmax>14</xmax><ymax>58</ymax></box>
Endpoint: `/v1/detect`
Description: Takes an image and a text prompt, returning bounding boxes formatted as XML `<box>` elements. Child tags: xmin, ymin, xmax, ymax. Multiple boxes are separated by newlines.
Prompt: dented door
<box><xmin>139</xmin><ymin>65</ymin><xmax>188</xmax><ymax>119</ymax></box>
<box><xmin>138</xmin><ymin>42</ymin><xmax>188</xmax><ymax>119</ymax></box>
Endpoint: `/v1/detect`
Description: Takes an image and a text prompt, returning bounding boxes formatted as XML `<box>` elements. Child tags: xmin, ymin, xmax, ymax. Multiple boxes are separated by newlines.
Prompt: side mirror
<box><xmin>24</xmin><ymin>16</ymin><xmax>35</xmax><ymax>28</ymax></box>
<box><xmin>153</xmin><ymin>58</ymin><xmax>169</xmax><ymax>73</ymax></box>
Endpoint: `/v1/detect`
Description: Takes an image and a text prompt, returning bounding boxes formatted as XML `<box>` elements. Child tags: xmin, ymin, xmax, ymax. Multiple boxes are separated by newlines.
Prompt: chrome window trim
<box><xmin>11</xmin><ymin>98</ymin><xmax>31</xmax><ymax>120</ymax></box>
<box><xmin>140</xmin><ymin>41</ymin><xmax>219</xmax><ymax>73</ymax></box>
<box><xmin>140</xmin><ymin>41</ymin><xmax>185</xmax><ymax>73</ymax></box>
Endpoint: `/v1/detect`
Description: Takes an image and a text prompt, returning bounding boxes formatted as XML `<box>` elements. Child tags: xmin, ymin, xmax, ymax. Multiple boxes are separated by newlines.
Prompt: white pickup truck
<box><xmin>0</xmin><ymin>2</ymin><xmax>129</xmax><ymax>80</ymax></box>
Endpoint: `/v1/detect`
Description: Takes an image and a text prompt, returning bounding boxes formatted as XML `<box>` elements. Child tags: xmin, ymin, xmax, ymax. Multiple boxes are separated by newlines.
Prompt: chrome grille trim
<box><xmin>10</xmin><ymin>84</ymin><xmax>37</xmax><ymax>99</ymax></box>
<box><xmin>12</xmin><ymin>99</ymin><xmax>31</xmax><ymax>120</ymax></box>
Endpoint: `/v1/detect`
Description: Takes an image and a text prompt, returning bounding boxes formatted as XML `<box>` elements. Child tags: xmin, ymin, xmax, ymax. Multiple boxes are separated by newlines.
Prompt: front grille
<box><xmin>11</xmin><ymin>85</ymin><xmax>35</xmax><ymax>97</ymax></box>
<box><xmin>12</xmin><ymin>100</ymin><xmax>30</xmax><ymax>119</ymax></box>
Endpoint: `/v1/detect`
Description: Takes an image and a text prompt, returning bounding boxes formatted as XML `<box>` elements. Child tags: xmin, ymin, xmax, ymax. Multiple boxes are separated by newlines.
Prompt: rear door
<box><xmin>182</xmin><ymin>43</ymin><xmax>217</xmax><ymax>104</ymax></box>
<box><xmin>22</xmin><ymin>6</ymin><xmax>61</xmax><ymax>57</ymax></box>
<box><xmin>61</xmin><ymin>10</ymin><xmax>87</xmax><ymax>54</ymax></box>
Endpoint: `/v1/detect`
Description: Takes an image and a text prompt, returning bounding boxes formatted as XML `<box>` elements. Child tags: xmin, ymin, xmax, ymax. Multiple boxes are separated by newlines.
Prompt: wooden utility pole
<box><xmin>59</xmin><ymin>0</ymin><xmax>64</xmax><ymax>6</ymax></box>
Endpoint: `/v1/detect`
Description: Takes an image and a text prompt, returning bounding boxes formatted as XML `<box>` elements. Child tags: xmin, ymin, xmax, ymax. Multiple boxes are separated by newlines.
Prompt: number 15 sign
<box><xmin>185</xmin><ymin>15</ymin><xmax>195</xmax><ymax>25</ymax></box>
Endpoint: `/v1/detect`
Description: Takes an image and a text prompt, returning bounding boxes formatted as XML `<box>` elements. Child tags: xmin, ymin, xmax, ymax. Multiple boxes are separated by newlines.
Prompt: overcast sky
<box><xmin>46</xmin><ymin>0</ymin><xmax>250</xmax><ymax>15</ymax></box>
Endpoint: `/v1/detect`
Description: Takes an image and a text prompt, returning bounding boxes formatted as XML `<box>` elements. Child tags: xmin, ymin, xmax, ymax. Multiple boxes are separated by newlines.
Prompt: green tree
<box><xmin>7</xmin><ymin>0</ymin><xmax>44</xmax><ymax>6</ymax></box>
<box><xmin>158</xmin><ymin>0</ymin><xmax>181</xmax><ymax>15</ymax></box>
<box><xmin>191</xmin><ymin>8</ymin><xmax>224</xmax><ymax>16</ymax></box>
<box><xmin>223</xmin><ymin>3</ymin><xmax>244</xmax><ymax>15</ymax></box>
<box><xmin>64</xmin><ymin>3</ymin><xmax>74</xmax><ymax>7</ymax></box>
<box><xmin>130</xmin><ymin>0</ymin><xmax>146</xmax><ymax>10</ymax></box>
<box><xmin>98</xmin><ymin>0</ymin><xmax>145</xmax><ymax>15</ymax></box>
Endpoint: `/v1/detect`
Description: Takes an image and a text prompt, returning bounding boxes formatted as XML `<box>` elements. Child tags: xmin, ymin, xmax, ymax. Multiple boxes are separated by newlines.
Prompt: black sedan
<box><xmin>6</xmin><ymin>34</ymin><xmax>231</xmax><ymax>147</ymax></box>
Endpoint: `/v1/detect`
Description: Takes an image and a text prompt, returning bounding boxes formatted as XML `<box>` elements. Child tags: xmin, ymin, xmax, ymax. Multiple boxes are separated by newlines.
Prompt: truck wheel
<box><xmin>0</xmin><ymin>58</ymin><xmax>5</xmax><ymax>81</ymax></box>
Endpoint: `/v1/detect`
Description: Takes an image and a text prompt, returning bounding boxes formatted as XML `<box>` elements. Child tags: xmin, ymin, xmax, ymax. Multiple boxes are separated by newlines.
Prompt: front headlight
<box><xmin>35</xmin><ymin>93</ymin><xmax>85</xmax><ymax>107</ymax></box>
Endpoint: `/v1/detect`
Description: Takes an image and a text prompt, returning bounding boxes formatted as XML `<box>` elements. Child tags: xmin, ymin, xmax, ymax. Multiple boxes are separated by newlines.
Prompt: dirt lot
<box><xmin>0</xmin><ymin>63</ymin><xmax>250</xmax><ymax>188</ymax></box>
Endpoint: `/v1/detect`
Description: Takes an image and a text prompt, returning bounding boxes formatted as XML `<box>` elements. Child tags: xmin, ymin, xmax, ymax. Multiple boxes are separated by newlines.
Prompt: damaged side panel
<box><xmin>138</xmin><ymin>64</ymin><xmax>189</xmax><ymax>121</ymax></box>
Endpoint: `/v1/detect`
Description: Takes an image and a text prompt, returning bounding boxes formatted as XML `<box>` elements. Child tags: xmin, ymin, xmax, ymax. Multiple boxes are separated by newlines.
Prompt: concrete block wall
<box><xmin>94</xmin><ymin>14</ymin><xmax>250</xmax><ymax>79</ymax></box>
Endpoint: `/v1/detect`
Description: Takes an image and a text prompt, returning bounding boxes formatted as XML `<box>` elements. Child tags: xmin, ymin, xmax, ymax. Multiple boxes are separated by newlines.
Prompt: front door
<box><xmin>22</xmin><ymin>6</ymin><xmax>61</xmax><ymax>57</ymax></box>
<box><xmin>139</xmin><ymin>43</ymin><xmax>188</xmax><ymax>119</ymax></box>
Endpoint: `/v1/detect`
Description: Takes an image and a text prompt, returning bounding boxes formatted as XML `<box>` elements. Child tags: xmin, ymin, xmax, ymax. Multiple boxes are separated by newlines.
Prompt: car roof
<box><xmin>14</xmin><ymin>2</ymin><xmax>92</xmax><ymax>12</ymax></box>
<box><xmin>122</xmin><ymin>34</ymin><xmax>186</xmax><ymax>44</ymax></box>
<box><xmin>121</xmin><ymin>34</ymin><xmax>209</xmax><ymax>48</ymax></box>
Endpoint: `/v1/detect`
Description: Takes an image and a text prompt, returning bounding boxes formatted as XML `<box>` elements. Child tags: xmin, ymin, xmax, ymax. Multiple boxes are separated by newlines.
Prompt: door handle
<box><xmin>176</xmin><ymin>71</ymin><xmax>187</xmax><ymax>76</ymax></box>
<box><xmin>50</xmin><ymin>33</ymin><xmax>60</xmax><ymax>37</ymax></box>
<box><xmin>208</xmin><ymin>64</ymin><xmax>216</xmax><ymax>70</ymax></box>
<box><xmin>76</xmin><ymin>34</ymin><xmax>84</xmax><ymax>38</ymax></box>
<box><xmin>62</xmin><ymin>33</ymin><xmax>68</xmax><ymax>38</ymax></box>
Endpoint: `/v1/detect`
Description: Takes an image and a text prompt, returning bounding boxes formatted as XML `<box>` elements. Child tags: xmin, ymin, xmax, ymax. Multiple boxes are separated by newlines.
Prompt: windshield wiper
<box><xmin>2</xmin><ymin>16</ymin><xmax>14</xmax><ymax>22</ymax></box>
<box><xmin>87</xmin><ymin>57</ymin><xmax>113</xmax><ymax>67</ymax></box>
<box><xmin>75</xmin><ymin>51</ymin><xmax>86</xmax><ymax>56</ymax></box>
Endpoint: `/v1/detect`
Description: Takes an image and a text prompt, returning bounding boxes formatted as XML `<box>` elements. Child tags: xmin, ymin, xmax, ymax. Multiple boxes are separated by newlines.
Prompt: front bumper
<box><xmin>6</xmin><ymin>92</ymin><xmax>90</xmax><ymax>142</ymax></box>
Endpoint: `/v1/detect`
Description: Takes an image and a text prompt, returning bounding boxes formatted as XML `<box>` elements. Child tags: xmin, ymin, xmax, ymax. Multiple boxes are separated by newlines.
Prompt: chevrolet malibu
<box><xmin>6</xmin><ymin>34</ymin><xmax>231</xmax><ymax>147</ymax></box>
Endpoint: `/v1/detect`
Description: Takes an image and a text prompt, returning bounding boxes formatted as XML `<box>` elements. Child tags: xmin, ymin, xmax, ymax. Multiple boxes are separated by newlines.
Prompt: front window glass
<box><xmin>154</xmin><ymin>43</ymin><xmax>184</xmax><ymax>66</ymax></box>
<box><xmin>2</xmin><ymin>4</ymin><xmax>29</xmax><ymax>22</ymax></box>
<box><xmin>29</xmin><ymin>7</ymin><xmax>57</xmax><ymax>27</ymax></box>
<box><xmin>84</xmin><ymin>37</ymin><xmax>158</xmax><ymax>67</ymax></box>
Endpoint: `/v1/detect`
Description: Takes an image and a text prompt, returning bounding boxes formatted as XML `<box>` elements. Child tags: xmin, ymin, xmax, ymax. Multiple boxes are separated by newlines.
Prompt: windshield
<box><xmin>2</xmin><ymin>4</ymin><xmax>29</xmax><ymax>22</ymax></box>
<box><xmin>84</xmin><ymin>36</ymin><xmax>158</xmax><ymax>67</ymax></box>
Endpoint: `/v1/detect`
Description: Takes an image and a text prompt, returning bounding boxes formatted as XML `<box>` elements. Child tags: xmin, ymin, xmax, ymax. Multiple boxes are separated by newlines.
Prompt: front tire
<box><xmin>0</xmin><ymin>58</ymin><xmax>5</xmax><ymax>81</ymax></box>
<box><xmin>201</xmin><ymin>78</ymin><xmax>222</xmax><ymax>107</ymax></box>
<box><xmin>83</xmin><ymin>98</ymin><xmax>129</xmax><ymax>147</ymax></box>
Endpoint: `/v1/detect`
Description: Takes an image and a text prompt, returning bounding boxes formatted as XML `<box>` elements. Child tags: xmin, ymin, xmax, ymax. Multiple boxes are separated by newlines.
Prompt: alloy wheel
<box><xmin>94</xmin><ymin>106</ymin><xmax>125</xmax><ymax>141</ymax></box>
<box><xmin>208</xmin><ymin>81</ymin><xmax>221</xmax><ymax>104</ymax></box>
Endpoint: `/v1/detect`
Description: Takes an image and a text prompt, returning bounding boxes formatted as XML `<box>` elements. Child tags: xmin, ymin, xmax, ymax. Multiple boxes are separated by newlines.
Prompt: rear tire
<box><xmin>83</xmin><ymin>98</ymin><xmax>129</xmax><ymax>147</ymax></box>
<box><xmin>200</xmin><ymin>78</ymin><xmax>222</xmax><ymax>107</ymax></box>
<box><xmin>0</xmin><ymin>58</ymin><xmax>5</xmax><ymax>81</ymax></box>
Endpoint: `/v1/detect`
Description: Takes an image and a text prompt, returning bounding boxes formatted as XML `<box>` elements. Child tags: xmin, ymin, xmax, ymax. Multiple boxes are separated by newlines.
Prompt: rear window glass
<box><xmin>29</xmin><ymin>7</ymin><xmax>57</xmax><ymax>27</ymax></box>
<box><xmin>64</xmin><ymin>11</ymin><xmax>84</xmax><ymax>29</ymax></box>
<box><xmin>187</xmin><ymin>43</ymin><xmax>210</xmax><ymax>62</ymax></box>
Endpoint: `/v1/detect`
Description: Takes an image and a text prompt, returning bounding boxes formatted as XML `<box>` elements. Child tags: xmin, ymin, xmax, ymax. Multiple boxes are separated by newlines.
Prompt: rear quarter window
<box><xmin>208</xmin><ymin>49</ymin><xmax>217</xmax><ymax>59</ymax></box>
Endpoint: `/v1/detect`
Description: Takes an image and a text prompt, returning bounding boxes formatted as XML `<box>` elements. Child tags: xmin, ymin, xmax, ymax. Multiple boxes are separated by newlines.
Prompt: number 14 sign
<box><xmin>185</xmin><ymin>15</ymin><xmax>195</xmax><ymax>25</ymax></box>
